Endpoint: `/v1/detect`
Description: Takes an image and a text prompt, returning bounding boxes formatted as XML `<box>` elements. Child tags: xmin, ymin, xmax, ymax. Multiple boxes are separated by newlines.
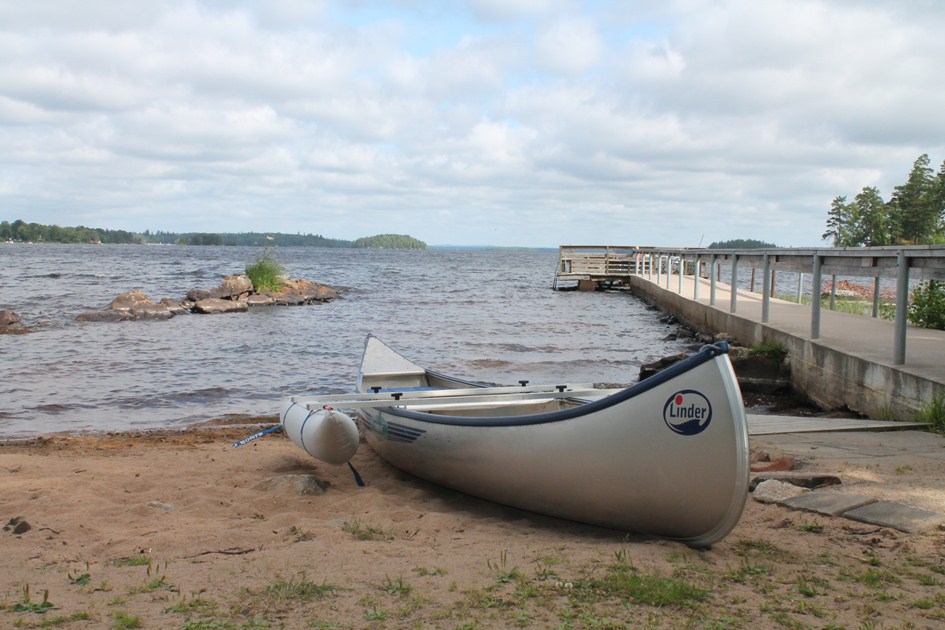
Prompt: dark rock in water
<box><xmin>77</xmin><ymin>290</ymin><xmax>173</xmax><ymax>321</ymax></box>
<box><xmin>160</xmin><ymin>298</ymin><xmax>191</xmax><ymax>315</ymax></box>
<box><xmin>76</xmin><ymin>309</ymin><xmax>133</xmax><ymax>322</ymax></box>
<box><xmin>0</xmin><ymin>310</ymin><xmax>29</xmax><ymax>334</ymax></box>
<box><xmin>246</xmin><ymin>294</ymin><xmax>274</xmax><ymax>306</ymax></box>
<box><xmin>186</xmin><ymin>288</ymin><xmax>213</xmax><ymax>302</ymax></box>
<box><xmin>210</xmin><ymin>274</ymin><xmax>253</xmax><ymax>299</ymax></box>
<box><xmin>262</xmin><ymin>278</ymin><xmax>338</xmax><ymax>304</ymax></box>
<box><xmin>193</xmin><ymin>297</ymin><xmax>249</xmax><ymax>314</ymax></box>
<box><xmin>639</xmin><ymin>353</ymin><xmax>687</xmax><ymax>380</ymax></box>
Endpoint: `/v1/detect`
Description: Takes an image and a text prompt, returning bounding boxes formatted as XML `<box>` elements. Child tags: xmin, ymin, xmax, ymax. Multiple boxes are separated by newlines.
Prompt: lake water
<box><xmin>0</xmin><ymin>244</ymin><xmax>695</xmax><ymax>438</ymax></box>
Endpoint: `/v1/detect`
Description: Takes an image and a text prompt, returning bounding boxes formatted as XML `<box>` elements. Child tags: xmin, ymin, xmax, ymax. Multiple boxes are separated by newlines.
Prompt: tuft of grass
<box><xmin>263</xmin><ymin>572</ymin><xmax>338</xmax><ymax>607</ymax></box>
<box><xmin>113</xmin><ymin>610</ymin><xmax>142</xmax><ymax>629</ymax></box>
<box><xmin>114</xmin><ymin>556</ymin><xmax>151</xmax><ymax>568</ymax></box>
<box><xmin>575</xmin><ymin>563</ymin><xmax>709</xmax><ymax>608</ymax></box>
<box><xmin>245</xmin><ymin>249</ymin><xmax>285</xmax><ymax>292</ymax></box>
<box><xmin>342</xmin><ymin>518</ymin><xmax>394</xmax><ymax>541</ymax></box>
<box><xmin>382</xmin><ymin>575</ymin><xmax>412</xmax><ymax>597</ymax></box>
<box><xmin>918</xmin><ymin>393</ymin><xmax>945</xmax><ymax>433</ymax></box>
<box><xmin>487</xmin><ymin>550</ymin><xmax>521</xmax><ymax>585</ymax></box>
<box><xmin>747</xmin><ymin>340</ymin><xmax>788</xmax><ymax>363</ymax></box>
<box><xmin>9</xmin><ymin>584</ymin><xmax>55</xmax><ymax>614</ymax></box>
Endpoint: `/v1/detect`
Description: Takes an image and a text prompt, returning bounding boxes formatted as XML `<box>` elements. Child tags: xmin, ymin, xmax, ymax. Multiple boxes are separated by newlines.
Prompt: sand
<box><xmin>2</xmin><ymin>424</ymin><xmax>945</xmax><ymax>629</ymax></box>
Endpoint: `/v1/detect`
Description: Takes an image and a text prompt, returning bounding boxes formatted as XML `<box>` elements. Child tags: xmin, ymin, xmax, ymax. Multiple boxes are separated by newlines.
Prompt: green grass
<box><xmin>262</xmin><ymin>572</ymin><xmax>338</xmax><ymax>606</ymax></box>
<box><xmin>245</xmin><ymin>250</ymin><xmax>285</xmax><ymax>292</ymax></box>
<box><xmin>747</xmin><ymin>340</ymin><xmax>788</xmax><ymax>363</ymax></box>
<box><xmin>113</xmin><ymin>610</ymin><xmax>142</xmax><ymax>629</ymax></box>
<box><xmin>341</xmin><ymin>518</ymin><xmax>394</xmax><ymax>541</ymax></box>
<box><xmin>114</xmin><ymin>556</ymin><xmax>151</xmax><ymax>568</ymax></box>
<box><xmin>9</xmin><ymin>585</ymin><xmax>55</xmax><ymax>614</ymax></box>
<box><xmin>918</xmin><ymin>392</ymin><xmax>945</xmax><ymax>432</ymax></box>
<box><xmin>574</xmin><ymin>563</ymin><xmax>710</xmax><ymax>607</ymax></box>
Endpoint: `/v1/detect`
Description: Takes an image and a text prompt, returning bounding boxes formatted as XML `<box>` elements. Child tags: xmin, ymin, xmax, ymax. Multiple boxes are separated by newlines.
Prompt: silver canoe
<box><xmin>347</xmin><ymin>335</ymin><xmax>750</xmax><ymax>547</ymax></box>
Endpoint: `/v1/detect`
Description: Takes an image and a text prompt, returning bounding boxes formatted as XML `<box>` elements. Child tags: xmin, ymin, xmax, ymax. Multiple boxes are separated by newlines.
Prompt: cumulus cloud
<box><xmin>0</xmin><ymin>0</ymin><xmax>944</xmax><ymax>246</ymax></box>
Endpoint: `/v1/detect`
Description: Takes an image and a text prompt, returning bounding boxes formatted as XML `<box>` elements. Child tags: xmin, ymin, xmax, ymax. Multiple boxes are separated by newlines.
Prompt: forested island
<box><xmin>0</xmin><ymin>220</ymin><xmax>426</xmax><ymax>249</ymax></box>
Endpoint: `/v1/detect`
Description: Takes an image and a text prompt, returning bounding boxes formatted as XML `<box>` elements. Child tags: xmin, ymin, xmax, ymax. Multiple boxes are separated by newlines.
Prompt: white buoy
<box><xmin>280</xmin><ymin>402</ymin><xmax>359</xmax><ymax>464</ymax></box>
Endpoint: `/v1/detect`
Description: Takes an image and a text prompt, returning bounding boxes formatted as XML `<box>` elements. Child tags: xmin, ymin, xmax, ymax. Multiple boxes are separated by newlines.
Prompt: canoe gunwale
<box><xmin>358</xmin><ymin>340</ymin><xmax>732</xmax><ymax>427</ymax></box>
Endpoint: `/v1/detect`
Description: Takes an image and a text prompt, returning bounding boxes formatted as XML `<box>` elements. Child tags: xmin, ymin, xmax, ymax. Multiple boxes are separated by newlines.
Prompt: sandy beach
<box><xmin>2</xmin><ymin>422</ymin><xmax>945</xmax><ymax>629</ymax></box>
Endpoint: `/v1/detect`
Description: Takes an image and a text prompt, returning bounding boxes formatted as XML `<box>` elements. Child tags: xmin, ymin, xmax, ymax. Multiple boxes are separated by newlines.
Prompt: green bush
<box><xmin>907</xmin><ymin>280</ymin><xmax>945</xmax><ymax>330</ymax></box>
<box><xmin>245</xmin><ymin>249</ymin><xmax>285</xmax><ymax>292</ymax></box>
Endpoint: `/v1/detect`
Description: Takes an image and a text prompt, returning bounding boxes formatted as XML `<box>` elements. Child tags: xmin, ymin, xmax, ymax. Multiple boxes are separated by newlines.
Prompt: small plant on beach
<box><xmin>114</xmin><ymin>555</ymin><xmax>151</xmax><ymax>568</ymax></box>
<box><xmin>382</xmin><ymin>575</ymin><xmax>412</xmax><ymax>597</ymax></box>
<box><xmin>263</xmin><ymin>572</ymin><xmax>337</xmax><ymax>606</ymax></box>
<box><xmin>487</xmin><ymin>550</ymin><xmax>521</xmax><ymax>584</ymax></box>
<box><xmin>573</xmin><ymin>563</ymin><xmax>709</xmax><ymax>608</ymax></box>
<box><xmin>342</xmin><ymin>518</ymin><xmax>394</xmax><ymax>541</ymax></box>
<box><xmin>113</xmin><ymin>610</ymin><xmax>142</xmax><ymax>629</ymax></box>
<box><xmin>9</xmin><ymin>584</ymin><xmax>55</xmax><ymax>614</ymax></box>
<box><xmin>245</xmin><ymin>248</ymin><xmax>285</xmax><ymax>292</ymax></box>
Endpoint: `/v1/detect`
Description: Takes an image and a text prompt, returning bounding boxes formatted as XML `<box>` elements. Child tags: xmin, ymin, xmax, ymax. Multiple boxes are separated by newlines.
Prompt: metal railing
<box><xmin>557</xmin><ymin>245</ymin><xmax>945</xmax><ymax>365</ymax></box>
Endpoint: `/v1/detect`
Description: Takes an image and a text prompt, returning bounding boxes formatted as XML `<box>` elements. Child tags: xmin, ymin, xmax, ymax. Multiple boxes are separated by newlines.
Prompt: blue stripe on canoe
<box><xmin>385</xmin><ymin>422</ymin><xmax>426</xmax><ymax>443</ymax></box>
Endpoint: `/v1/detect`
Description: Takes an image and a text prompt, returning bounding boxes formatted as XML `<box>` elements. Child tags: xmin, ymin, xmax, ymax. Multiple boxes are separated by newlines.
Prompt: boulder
<box><xmin>246</xmin><ymin>294</ymin><xmax>274</xmax><ymax>307</ymax></box>
<box><xmin>210</xmin><ymin>274</ymin><xmax>254</xmax><ymax>299</ymax></box>
<box><xmin>193</xmin><ymin>298</ymin><xmax>249</xmax><ymax>314</ymax></box>
<box><xmin>160</xmin><ymin>298</ymin><xmax>192</xmax><ymax>316</ymax></box>
<box><xmin>105</xmin><ymin>290</ymin><xmax>173</xmax><ymax>320</ymax></box>
<box><xmin>186</xmin><ymin>289</ymin><xmax>212</xmax><ymax>302</ymax></box>
<box><xmin>263</xmin><ymin>278</ymin><xmax>338</xmax><ymax>305</ymax></box>
<box><xmin>0</xmin><ymin>310</ymin><xmax>29</xmax><ymax>334</ymax></box>
<box><xmin>639</xmin><ymin>353</ymin><xmax>687</xmax><ymax>380</ymax></box>
<box><xmin>76</xmin><ymin>309</ymin><xmax>133</xmax><ymax>322</ymax></box>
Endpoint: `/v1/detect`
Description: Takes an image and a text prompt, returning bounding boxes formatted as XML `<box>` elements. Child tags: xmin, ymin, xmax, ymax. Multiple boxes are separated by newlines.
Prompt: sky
<box><xmin>2</xmin><ymin>1</ymin><xmax>944</xmax><ymax>248</ymax></box>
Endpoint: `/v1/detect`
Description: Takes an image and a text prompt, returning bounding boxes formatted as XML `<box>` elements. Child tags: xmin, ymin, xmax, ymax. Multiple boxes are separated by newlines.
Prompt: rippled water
<box><xmin>0</xmin><ymin>243</ymin><xmax>694</xmax><ymax>437</ymax></box>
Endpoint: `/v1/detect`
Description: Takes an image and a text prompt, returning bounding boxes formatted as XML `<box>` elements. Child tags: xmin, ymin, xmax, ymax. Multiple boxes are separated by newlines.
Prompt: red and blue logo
<box><xmin>663</xmin><ymin>390</ymin><xmax>712</xmax><ymax>435</ymax></box>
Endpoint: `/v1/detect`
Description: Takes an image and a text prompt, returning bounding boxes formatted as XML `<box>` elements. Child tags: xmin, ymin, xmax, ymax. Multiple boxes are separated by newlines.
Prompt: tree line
<box><xmin>1</xmin><ymin>220</ymin><xmax>140</xmax><ymax>244</ymax></box>
<box><xmin>823</xmin><ymin>154</ymin><xmax>945</xmax><ymax>246</ymax></box>
<box><xmin>0</xmin><ymin>220</ymin><xmax>426</xmax><ymax>249</ymax></box>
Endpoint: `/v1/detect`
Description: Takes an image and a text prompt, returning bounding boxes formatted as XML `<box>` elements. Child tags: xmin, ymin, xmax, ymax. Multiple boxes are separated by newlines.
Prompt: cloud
<box><xmin>1</xmin><ymin>0</ymin><xmax>944</xmax><ymax>246</ymax></box>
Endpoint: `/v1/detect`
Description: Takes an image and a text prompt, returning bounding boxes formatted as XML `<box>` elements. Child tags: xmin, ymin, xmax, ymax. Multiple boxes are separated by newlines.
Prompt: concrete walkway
<box><xmin>651</xmin><ymin>273</ymin><xmax>945</xmax><ymax>377</ymax></box>
<box><xmin>631</xmin><ymin>273</ymin><xmax>945</xmax><ymax>417</ymax></box>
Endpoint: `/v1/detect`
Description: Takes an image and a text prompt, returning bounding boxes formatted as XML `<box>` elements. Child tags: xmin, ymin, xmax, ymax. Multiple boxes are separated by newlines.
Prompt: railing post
<box><xmin>872</xmin><ymin>277</ymin><xmax>880</xmax><ymax>318</ymax></box>
<box><xmin>762</xmin><ymin>254</ymin><xmax>771</xmax><ymax>323</ymax></box>
<box><xmin>730</xmin><ymin>255</ymin><xmax>739</xmax><ymax>313</ymax></box>
<box><xmin>677</xmin><ymin>255</ymin><xmax>684</xmax><ymax>294</ymax></box>
<box><xmin>694</xmin><ymin>255</ymin><xmax>701</xmax><ymax>300</ymax></box>
<box><xmin>829</xmin><ymin>274</ymin><xmax>837</xmax><ymax>310</ymax></box>
<box><xmin>709</xmin><ymin>255</ymin><xmax>717</xmax><ymax>305</ymax></box>
<box><xmin>811</xmin><ymin>255</ymin><xmax>822</xmax><ymax>339</ymax></box>
<box><xmin>894</xmin><ymin>250</ymin><xmax>909</xmax><ymax>365</ymax></box>
<box><xmin>796</xmin><ymin>272</ymin><xmax>803</xmax><ymax>303</ymax></box>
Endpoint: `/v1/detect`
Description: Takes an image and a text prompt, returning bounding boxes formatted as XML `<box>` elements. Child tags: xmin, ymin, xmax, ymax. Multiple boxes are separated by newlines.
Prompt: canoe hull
<box><xmin>356</xmin><ymin>337</ymin><xmax>749</xmax><ymax>547</ymax></box>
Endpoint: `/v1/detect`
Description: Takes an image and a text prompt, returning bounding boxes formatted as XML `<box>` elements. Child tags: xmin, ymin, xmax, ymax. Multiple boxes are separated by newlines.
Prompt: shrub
<box><xmin>907</xmin><ymin>280</ymin><xmax>945</xmax><ymax>330</ymax></box>
<box><xmin>918</xmin><ymin>393</ymin><xmax>945</xmax><ymax>433</ymax></box>
<box><xmin>245</xmin><ymin>249</ymin><xmax>285</xmax><ymax>292</ymax></box>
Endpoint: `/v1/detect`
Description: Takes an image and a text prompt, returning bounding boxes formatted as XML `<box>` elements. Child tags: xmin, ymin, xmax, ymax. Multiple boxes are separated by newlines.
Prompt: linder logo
<box><xmin>662</xmin><ymin>390</ymin><xmax>713</xmax><ymax>436</ymax></box>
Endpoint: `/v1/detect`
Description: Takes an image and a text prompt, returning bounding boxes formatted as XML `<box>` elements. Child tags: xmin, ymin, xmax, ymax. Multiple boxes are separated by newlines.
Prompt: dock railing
<box><xmin>556</xmin><ymin>244</ymin><xmax>945</xmax><ymax>366</ymax></box>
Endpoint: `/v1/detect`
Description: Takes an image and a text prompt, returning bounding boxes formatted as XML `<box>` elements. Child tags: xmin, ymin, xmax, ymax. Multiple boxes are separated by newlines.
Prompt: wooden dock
<box><xmin>553</xmin><ymin>245</ymin><xmax>649</xmax><ymax>290</ymax></box>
